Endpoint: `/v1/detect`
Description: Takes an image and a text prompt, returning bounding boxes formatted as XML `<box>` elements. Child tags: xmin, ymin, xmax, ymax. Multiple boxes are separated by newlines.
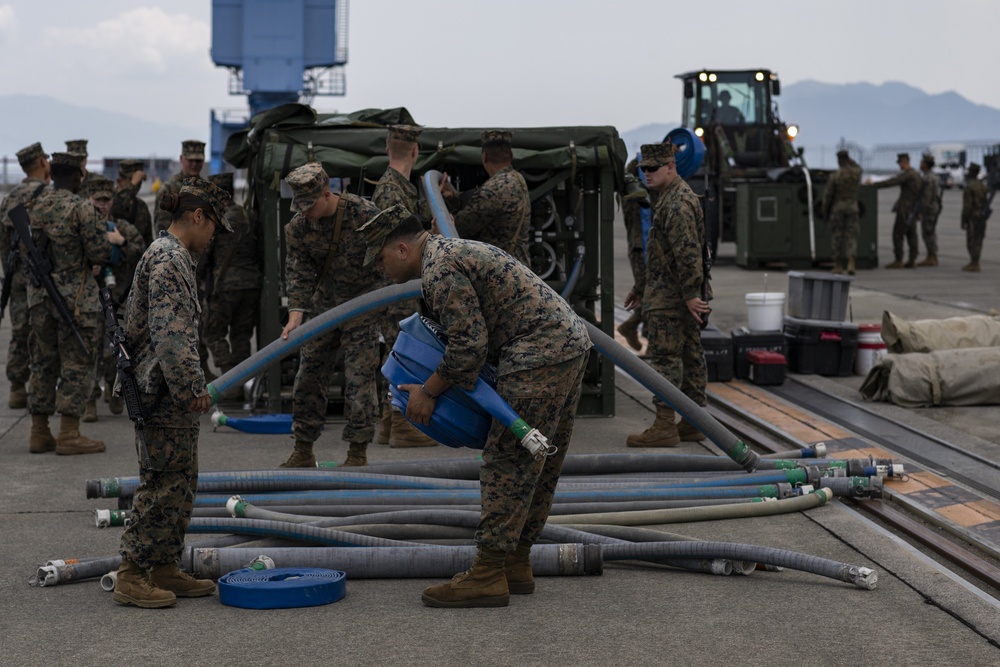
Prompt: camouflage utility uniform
<box><xmin>821</xmin><ymin>157</ymin><xmax>862</xmax><ymax>271</ymax></box>
<box><xmin>119</xmin><ymin>231</ymin><xmax>207</xmax><ymax>569</ymax></box>
<box><xmin>875</xmin><ymin>165</ymin><xmax>923</xmax><ymax>265</ymax></box>
<box><xmin>919</xmin><ymin>168</ymin><xmax>942</xmax><ymax>260</ymax></box>
<box><xmin>635</xmin><ymin>176</ymin><xmax>710</xmax><ymax>409</ymax></box>
<box><xmin>26</xmin><ymin>189</ymin><xmax>111</xmax><ymax>417</ymax></box>
<box><xmin>447</xmin><ymin>166</ymin><xmax>532</xmax><ymax>266</ymax></box>
<box><xmin>286</xmin><ymin>193</ymin><xmax>385</xmax><ymax>449</ymax></box>
<box><xmin>203</xmin><ymin>202</ymin><xmax>261</xmax><ymax>373</ymax></box>
<box><xmin>421</xmin><ymin>235</ymin><xmax>592</xmax><ymax>552</ymax></box>
<box><xmin>0</xmin><ymin>177</ymin><xmax>49</xmax><ymax>390</ymax></box>
<box><xmin>962</xmin><ymin>175</ymin><xmax>989</xmax><ymax>264</ymax></box>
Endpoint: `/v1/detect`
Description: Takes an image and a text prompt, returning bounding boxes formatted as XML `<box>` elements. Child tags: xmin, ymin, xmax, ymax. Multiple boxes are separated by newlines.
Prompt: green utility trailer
<box><xmin>224</xmin><ymin>104</ymin><xmax>627</xmax><ymax>416</ymax></box>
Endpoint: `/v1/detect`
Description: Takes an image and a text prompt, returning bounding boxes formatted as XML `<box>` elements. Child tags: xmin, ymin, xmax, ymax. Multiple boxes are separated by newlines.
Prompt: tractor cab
<box><xmin>677</xmin><ymin>69</ymin><xmax>796</xmax><ymax>171</ymax></box>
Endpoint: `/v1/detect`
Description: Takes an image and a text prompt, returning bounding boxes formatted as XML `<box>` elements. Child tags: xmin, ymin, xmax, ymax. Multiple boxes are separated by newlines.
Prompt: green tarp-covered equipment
<box><xmin>228</xmin><ymin>104</ymin><xmax>627</xmax><ymax>416</ymax></box>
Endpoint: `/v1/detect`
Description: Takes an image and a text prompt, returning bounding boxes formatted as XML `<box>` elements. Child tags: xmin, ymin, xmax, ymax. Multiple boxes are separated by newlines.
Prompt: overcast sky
<box><xmin>1</xmin><ymin>0</ymin><xmax>998</xmax><ymax>135</ymax></box>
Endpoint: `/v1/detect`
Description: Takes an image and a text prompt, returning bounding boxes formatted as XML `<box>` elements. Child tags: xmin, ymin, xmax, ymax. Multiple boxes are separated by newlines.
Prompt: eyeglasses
<box><xmin>640</xmin><ymin>164</ymin><xmax>661</xmax><ymax>174</ymax></box>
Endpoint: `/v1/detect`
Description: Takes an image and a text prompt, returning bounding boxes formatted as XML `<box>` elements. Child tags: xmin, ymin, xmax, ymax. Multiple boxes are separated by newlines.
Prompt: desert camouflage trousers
<box><xmin>28</xmin><ymin>302</ymin><xmax>99</xmax><ymax>417</ymax></box>
<box><xmin>829</xmin><ymin>207</ymin><xmax>859</xmax><ymax>265</ymax></box>
<box><xmin>119</xmin><ymin>423</ymin><xmax>199</xmax><ymax>568</ymax></box>
<box><xmin>891</xmin><ymin>212</ymin><xmax>919</xmax><ymax>262</ymax></box>
<box><xmin>476</xmin><ymin>352</ymin><xmax>588</xmax><ymax>553</ymax></box>
<box><xmin>920</xmin><ymin>209</ymin><xmax>940</xmax><ymax>257</ymax></box>
<box><xmin>966</xmin><ymin>221</ymin><xmax>987</xmax><ymax>262</ymax></box>
<box><xmin>644</xmin><ymin>306</ymin><xmax>707</xmax><ymax>409</ymax></box>
<box><xmin>292</xmin><ymin>311</ymin><xmax>380</xmax><ymax>444</ymax></box>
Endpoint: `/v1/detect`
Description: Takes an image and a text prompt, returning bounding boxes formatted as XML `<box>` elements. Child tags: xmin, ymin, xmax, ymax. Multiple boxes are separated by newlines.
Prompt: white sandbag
<box><xmin>881</xmin><ymin>311</ymin><xmax>1000</xmax><ymax>354</ymax></box>
<box><xmin>859</xmin><ymin>347</ymin><xmax>1000</xmax><ymax>408</ymax></box>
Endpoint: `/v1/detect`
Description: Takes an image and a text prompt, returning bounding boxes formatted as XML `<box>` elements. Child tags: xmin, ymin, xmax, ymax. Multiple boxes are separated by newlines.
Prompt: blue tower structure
<box><xmin>209</xmin><ymin>0</ymin><xmax>349</xmax><ymax>171</ymax></box>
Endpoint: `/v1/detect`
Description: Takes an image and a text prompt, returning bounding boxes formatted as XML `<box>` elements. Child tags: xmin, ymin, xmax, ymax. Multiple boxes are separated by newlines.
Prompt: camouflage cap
<box><xmin>481</xmin><ymin>130</ymin><xmax>513</xmax><ymax>147</ymax></box>
<box><xmin>638</xmin><ymin>142</ymin><xmax>678</xmax><ymax>168</ymax></box>
<box><xmin>65</xmin><ymin>139</ymin><xmax>88</xmax><ymax>156</ymax></box>
<box><xmin>920</xmin><ymin>153</ymin><xmax>935</xmax><ymax>167</ymax></box>
<box><xmin>182</xmin><ymin>140</ymin><xmax>206</xmax><ymax>159</ymax></box>
<box><xmin>80</xmin><ymin>175</ymin><xmax>114</xmax><ymax>199</ymax></box>
<box><xmin>16</xmin><ymin>142</ymin><xmax>48</xmax><ymax>168</ymax></box>
<box><xmin>286</xmin><ymin>162</ymin><xmax>329</xmax><ymax>212</ymax></box>
<box><xmin>180</xmin><ymin>177</ymin><xmax>233</xmax><ymax>232</ymax></box>
<box><xmin>388</xmin><ymin>124</ymin><xmax>421</xmax><ymax>143</ymax></box>
<box><xmin>208</xmin><ymin>172</ymin><xmax>235</xmax><ymax>194</ymax></box>
<box><xmin>50</xmin><ymin>152</ymin><xmax>86</xmax><ymax>169</ymax></box>
<box><xmin>896</xmin><ymin>152</ymin><xmax>910</xmax><ymax>163</ymax></box>
<box><xmin>836</xmin><ymin>149</ymin><xmax>850</xmax><ymax>159</ymax></box>
<box><xmin>118</xmin><ymin>159</ymin><xmax>145</xmax><ymax>179</ymax></box>
<box><xmin>968</xmin><ymin>162</ymin><xmax>981</xmax><ymax>176</ymax></box>
<box><xmin>358</xmin><ymin>204</ymin><xmax>415</xmax><ymax>266</ymax></box>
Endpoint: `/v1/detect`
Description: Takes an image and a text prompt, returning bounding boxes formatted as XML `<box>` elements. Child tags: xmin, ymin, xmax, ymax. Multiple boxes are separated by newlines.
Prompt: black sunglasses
<box><xmin>640</xmin><ymin>164</ymin><xmax>662</xmax><ymax>174</ymax></box>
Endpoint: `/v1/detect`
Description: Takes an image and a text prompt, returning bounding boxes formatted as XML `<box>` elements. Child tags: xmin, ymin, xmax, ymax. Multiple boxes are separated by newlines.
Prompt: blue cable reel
<box><xmin>664</xmin><ymin>127</ymin><xmax>706</xmax><ymax>179</ymax></box>
<box><xmin>381</xmin><ymin>313</ymin><xmax>557</xmax><ymax>459</ymax></box>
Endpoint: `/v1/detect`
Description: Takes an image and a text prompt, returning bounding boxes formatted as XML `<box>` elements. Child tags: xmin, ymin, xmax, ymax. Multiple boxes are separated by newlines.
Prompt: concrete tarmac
<box><xmin>2</xmin><ymin>188</ymin><xmax>1000</xmax><ymax>666</ymax></box>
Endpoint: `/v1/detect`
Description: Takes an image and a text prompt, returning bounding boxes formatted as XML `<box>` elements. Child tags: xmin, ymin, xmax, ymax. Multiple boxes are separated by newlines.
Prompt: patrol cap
<box><xmin>921</xmin><ymin>153</ymin><xmax>935</xmax><ymax>167</ymax></box>
<box><xmin>208</xmin><ymin>172</ymin><xmax>235</xmax><ymax>194</ymax></box>
<box><xmin>50</xmin><ymin>152</ymin><xmax>86</xmax><ymax>169</ymax></box>
<box><xmin>118</xmin><ymin>159</ymin><xmax>145</xmax><ymax>179</ymax></box>
<box><xmin>481</xmin><ymin>130</ymin><xmax>513</xmax><ymax>147</ymax></box>
<box><xmin>968</xmin><ymin>162</ymin><xmax>981</xmax><ymax>177</ymax></box>
<box><xmin>80</xmin><ymin>175</ymin><xmax>114</xmax><ymax>199</ymax></box>
<box><xmin>66</xmin><ymin>139</ymin><xmax>88</xmax><ymax>156</ymax></box>
<box><xmin>286</xmin><ymin>162</ymin><xmax>329</xmax><ymax>212</ymax></box>
<box><xmin>638</xmin><ymin>142</ymin><xmax>678</xmax><ymax>168</ymax></box>
<box><xmin>16</xmin><ymin>142</ymin><xmax>48</xmax><ymax>168</ymax></box>
<box><xmin>896</xmin><ymin>152</ymin><xmax>910</xmax><ymax>163</ymax></box>
<box><xmin>836</xmin><ymin>149</ymin><xmax>850</xmax><ymax>159</ymax></box>
<box><xmin>359</xmin><ymin>204</ymin><xmax>417</xmax><ymax>267</ymax></box>
<box><xmin>180</xmin><ymin>177</ymin><xmax>233</xmax><ymax>232</ymax></box>
<box><xmin>181</xmin><ymin>140</ymin><xmax>206</xmax><ymax>160</ymax></box>
<box><xmin>388</xmin><ymin>124</ymin><xmax>421</xmax><ymax>143</ymax></box>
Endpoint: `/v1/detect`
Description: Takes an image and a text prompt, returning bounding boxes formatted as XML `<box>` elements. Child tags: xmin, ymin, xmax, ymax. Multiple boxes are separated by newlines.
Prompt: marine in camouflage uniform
<box><xmin>625</xmin><ymin>143</ymin><xmax>711</xmax><ymax>448</ymax></box>
<box><xmin>203</xmin><ymin>172</ymin><xmax>261</xmax><ymax>374</ymax></box>
<box><xmin>961</xmin><ymin>163</ymin><xmax>989</xmax><ymax>272</ymax></box>
<box><xmin>916</xmin><ymin>154</ymin><xmax>942</xmax><ymax>266</ymax></box>
<box><xmin>80</xmin><ymin>175</ymin><xmax>147</xmax><ymax>419</ymax></box>
<box><xmin>820</xmin><ymin>149</ymin><xmax>862</xmax><ymax>274</ymax></box>
<box><xmin>0</xmin><ymin>142</ymin><xmax>51</xmax><ymax>409</ymax></box>
<box><xmin>111</xmin><ymin>159</ymin><xmax>154</xmax><ymax>246</ymax></box>
<box><xmin>359</xmin><ymin>205</ymin><xmax>592</xmax><ymax>607</ymax></box>
<box><xmin>875</xmin><ymin>152</ymin><xmax>924</xmax><ymax>268</ymax></box>
<box><xmin>154</xmin><ymin>141</ymin><xmax>212</xmax><ymax>377</ymax></box>
<box><xmin>23</xmin><ymin>152</ymin><xmax>119</xmax><ymax>455</ymax></box>
<box><xmin>370</xmin><ymin>125</ymin><xmax>436</xmax><ymax>448</ymax></box>
<box><xmin>281</xmin><ymin>162</ymin><xmax>386</xmax><ymax>468</ymax></box>
<box><xmin>115</xmin><ymin>178</ymin><xmax>232</xmax><ymax>608</ymax></box>
<box><xmin>617</xmin><ymin>157</ymin><xmax>657</xmax><ymax>350</ymax></box>
<box><xmin>442</xmin><ymin>130</ymin><xmax>531</xmax><ymax>266</ymax></box>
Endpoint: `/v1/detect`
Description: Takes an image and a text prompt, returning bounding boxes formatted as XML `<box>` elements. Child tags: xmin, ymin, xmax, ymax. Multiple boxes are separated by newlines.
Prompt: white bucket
<box><xmin>745</xmin><ymin>292</ymin><xmax>785</xmax><ymax>332</ymax></box>
<box><xmin>855</xmin><ymin>323</ymin><xmax>886</xmax><ymax>376</ymax></box>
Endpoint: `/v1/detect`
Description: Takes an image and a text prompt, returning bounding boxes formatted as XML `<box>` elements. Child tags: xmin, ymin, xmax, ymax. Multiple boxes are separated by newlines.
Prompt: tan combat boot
<box><xmin>917</xmin><ymin>255</ymin><xmax>938</xmax><ymax>267</ymax></box>
<box><xmin>147</xmin><ymin>562</ymin><xmax>216</xmax><ymax>598</ymax></box>
<box><xmin>831</xmin><ymin>262</ymin><xmax>844</xmax><ymax>275</ymax></box>
<box><xmin>55</xmin><ymin>415</ymin><xmax>106</xmax><ymax>455</ymax></box>
<box><xmin>885</xmin><ymin>259</ymin><xmax>904</xmax><ymax>269</ymax></box>
<box><xmin>962</xmin><ymin>261</ymin><xmax>980</xmax><ymax>272</ymax></box>
<box><xmin>847</xmin><ymin>257</ymin><xmax>856</xmax><ymax>275</ymax></box>
<box><xmin>617</xmin><ymin>311</ymin><xmax>642</xmax><ymax>351</ymax></box>
<box><xmin>389</xmin><ymin>411</ymin><xmax>437</xmax><ymax>448</ymax></box>
<box><xmin>376</xmin><ymin>402</ymin><xmax>392</xmax><ymax>445</ymax></box>
<box><xmin>113</xmin><ymin>560</ymin><xmax>176</xmax><ymax>608</ymax></box>
<box><xmin>279</xmin><ymin>440</ymin><xmax>317</xmax><ymax>468</ymax></box>
<box><xmin>904</xmin><ymin>259</ymin><xmax>916</xmax><ymax>268</ymax></box>
<box><xmin>29</xmin><ymin>414</ymin><xmax>56</xmax><ymax>454</ymax></box>
<box><xmin>626</xmin><ymin>406</ymin><xmax>681</xmax><ymax>447</ymax></box>
<box><xmin>9</xmin><ymin>382</ymin><xmax>26</xmax><ymax>409</ymax></box>
<box><xmin>82</xmin><ymin>400</ymin><xmax>98</xmax><ymax>423</ymax></box>
<box><xmin>341</xmin><ymin>441</ymin><xmax>368</xmax><ymax>467</ymax></box>
<box><xmin>422</xmin><ymin>547</ymin><xmax>510</xmax><ymax>608</ymax></box>
<box><xmin>505</xmin><ymin>540</ymin><xmax>534</xmax><ymax>595</ymax></box>
<box><xmin>677</xmin><ymin>418</ymin><xmax>707</xmax><ymax>442</ymax></box>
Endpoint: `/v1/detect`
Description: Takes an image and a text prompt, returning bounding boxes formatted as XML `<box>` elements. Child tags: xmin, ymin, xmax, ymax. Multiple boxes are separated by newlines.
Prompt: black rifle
<box><xmin>700</xmin><ymin>240</ymin><xmax>713</xmax><ymax>330</ymax></box>
<box><xmin>99</xmin><ymin>287</ymin><xmax>152</xmax><ymax>469</ymax></box>
<box><xmin>7</xmin><ymin>203</ymin><xmax>89</xmax><ymax>354</ymax></box>
<box><xmin>356</xmin><ymin>166</ymin><xmax>367</xmax><ymax>197</ymax></box>
<box><xmin>0</xmin><ymin>230</ymin><xmax>19</xmax><ymax>323</ymax></box>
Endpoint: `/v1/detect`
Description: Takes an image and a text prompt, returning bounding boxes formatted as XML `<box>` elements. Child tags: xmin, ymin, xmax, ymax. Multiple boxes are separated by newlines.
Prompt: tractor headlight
<box><xmin>786</xmin><ymin>125</ymin><xmax>799</xmax><ymax>140</ymax></box>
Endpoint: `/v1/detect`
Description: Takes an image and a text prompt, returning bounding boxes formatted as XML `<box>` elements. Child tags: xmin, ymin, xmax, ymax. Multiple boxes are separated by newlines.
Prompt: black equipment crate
<box><xmin>701</xmin><ymin>325</ymin><xmax>734</xmax><ymax>382</ymax></box>
<box><xmin>747</xmin><ymin>350</ymin><xmax>786</xmax><ymax>386</ymax></box>
<box><xmin>730</xmin><ymin>328</ymin><xmax>787</xmax><ymax>380</ymax></box>
<box><xmin>782</xmin><ymin>316</ymin><xmax>859</xmax><ymax>376</ymax></box>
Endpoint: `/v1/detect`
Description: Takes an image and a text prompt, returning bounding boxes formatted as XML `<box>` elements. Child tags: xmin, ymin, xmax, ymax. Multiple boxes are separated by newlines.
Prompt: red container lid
<box><xmin>747</xmin><ymin>350</ymin><xmax>786</xmax><ymax>364</ymax></box>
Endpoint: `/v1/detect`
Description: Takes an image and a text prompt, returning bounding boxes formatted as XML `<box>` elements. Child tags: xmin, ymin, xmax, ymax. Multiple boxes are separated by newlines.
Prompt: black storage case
<box><xmin>730</xmin><ymin>328</ymin><xmax>788</xmax><ymax>380</ymax></box>
<box><xmin>782</xmin><ymin>316</ymin><xmax>859</xmax><ymax>376</ymax></box>
<box><xmin>747</xmin><ymin>350</ymin><xmax>787</xmax><ymax>386</ymax></box>
<box><xmin>701</xmin><ymin>325</ymin><xmax>734</xmax><ymax>382</ymax></box>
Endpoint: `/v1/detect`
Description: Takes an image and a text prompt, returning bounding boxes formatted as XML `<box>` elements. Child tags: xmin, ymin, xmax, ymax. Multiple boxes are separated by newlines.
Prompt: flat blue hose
<box><xmin>218</xmin><ymin>567</ymin><xmax>346</xmax><ymax>609</ymax></box>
